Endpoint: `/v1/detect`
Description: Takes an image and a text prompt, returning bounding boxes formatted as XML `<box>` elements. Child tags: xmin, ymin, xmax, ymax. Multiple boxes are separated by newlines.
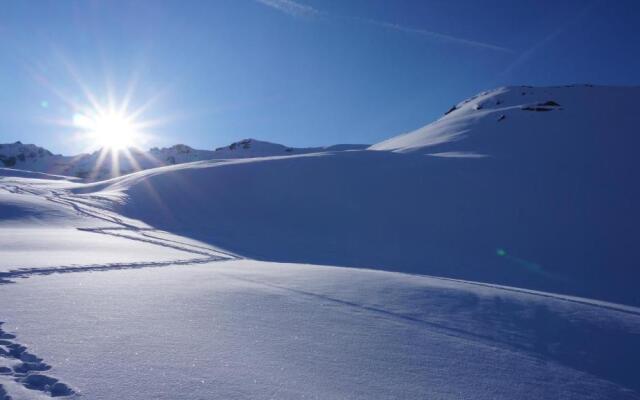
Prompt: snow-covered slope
<box><xmin>0</xmin><ymin>172</ymin><xmax>234</xmax><ymax>274</ymax></box>
<box><xmin>0</xmin><ymin>139</ymin><xmax>367</xmax><ymax>181</ymax></box>
<box><xmin>370</xmin><ymin>84</ymin><xmax>638</xmax><ymax>156</ymax></box>
<box><xmin>2</xmin><ymin>261</ymin><xmax>639</xmax><ymax>399</ymax></box>
<box><xmin>0</xmin><ymin>167</ymin><xmax>79</xmax><ymax>181</ymax></box>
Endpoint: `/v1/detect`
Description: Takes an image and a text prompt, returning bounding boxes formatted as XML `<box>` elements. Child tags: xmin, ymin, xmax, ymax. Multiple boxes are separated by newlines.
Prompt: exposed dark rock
<box><xmin>0</xmin><ymin>156</ymin><xmax>16</xmax><ymax>167</ymax></box>
<box><xmin>521</xmin><ymin>100</ymin><xmax>562</xmax><ymax>112</ymax></box>
<box><xmin>444</xmin><ymin>105</ymin><xmax>458</xmax><ymax>115</ymax></box>
<box><xmin>169</xmin><ymin>144</ymin><xmax>193</xmax><ymax>154</ymax></box>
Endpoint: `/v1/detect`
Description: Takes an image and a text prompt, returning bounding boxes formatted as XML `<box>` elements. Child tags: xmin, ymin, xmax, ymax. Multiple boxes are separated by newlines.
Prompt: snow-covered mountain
<box><xmin>213</xmin><ymin>138</ymin><xmax>367</xmax><ymax>158</ymax></box>
<box><xmin>370</xmin><ymin>84</ymin><xmax>637</xmax><ymax>156</ymax></box>
<box><xmin>0</xmin><ymin>139</ymin><xmax>366</xmax><ymax>181</ymax></box>
<box><xmin>0</xmin><ymin>141</ymin><xmax>69</xmax><ymax>174</ymax></box>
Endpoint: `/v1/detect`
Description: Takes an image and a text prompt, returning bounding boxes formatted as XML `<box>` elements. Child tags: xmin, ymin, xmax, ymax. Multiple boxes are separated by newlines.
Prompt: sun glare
<box><xmin>73</xmin><ymin>110</ymin><xmax>141</xmax><ymax>151</ymax></box>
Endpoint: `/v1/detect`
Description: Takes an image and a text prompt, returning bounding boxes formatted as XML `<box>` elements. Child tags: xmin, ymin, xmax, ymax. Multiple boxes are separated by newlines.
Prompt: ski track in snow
<box><xmin>1</xmin><ymin>181</ymin><xmax>241</xmax><ymax>270</ymax></box>
<box><xmin>1</xmin><ymin>181</ymin><xmax>241</xmax><ymax>398</ymax></box>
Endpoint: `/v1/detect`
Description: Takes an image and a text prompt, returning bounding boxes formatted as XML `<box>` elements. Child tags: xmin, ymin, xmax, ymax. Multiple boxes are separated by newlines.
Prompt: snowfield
<box><xmin>2</xmin><ymin>261</ymin><xmax>640</xmax><ymax>399</ymax></box>
<box><xmin>1</xmin><ymin>85</ymin><xmax>640</xmax><ymax>398</ymax></box>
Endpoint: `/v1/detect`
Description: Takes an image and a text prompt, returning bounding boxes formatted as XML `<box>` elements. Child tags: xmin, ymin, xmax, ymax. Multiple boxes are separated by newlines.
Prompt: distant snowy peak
<box><xmin>212</xmin><ymin>138</ymin><xmax>367</xmax><ymax>158</ymax></box>
<box><xmin>214</xmin><ymin>138</ymin><xmax>296</xmax><ymax>158</ymax></box>
<box><xmin>0</xmin><ymin>141</ymin><xmax>55</xmax><ymax>167</ymax></box>
<box><xmin>149</xmin><ymin>144</ymin><xmax>215</xmax><ymax>165</ymax></box>
<box><xmin>0</xmin><ymin>144</ymin><xmax>212</xmax><ymax>180</ymax></box>
<box><xmin>369</xmin><ymin>84</ymin><xmax>640</xmax><ymax>156</ymax></box>
<box><xmin>0</xmin><ymin>141</ymin><xmax>80</xmax><ymax>178</ymax></box>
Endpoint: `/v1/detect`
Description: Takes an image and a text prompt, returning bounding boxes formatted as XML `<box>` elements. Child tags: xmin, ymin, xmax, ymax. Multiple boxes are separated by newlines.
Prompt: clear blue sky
<box><xmin>1</xmin><ymin>0</ymin><xmax>639</xmax><ymax>154</ymax></box>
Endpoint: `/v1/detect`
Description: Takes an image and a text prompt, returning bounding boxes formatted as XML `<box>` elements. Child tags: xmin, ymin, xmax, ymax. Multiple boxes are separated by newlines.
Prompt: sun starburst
<box><xmin>73</xmin><ymin>109</ymin><xmax>142</xmax><ymax>151</ymax></box>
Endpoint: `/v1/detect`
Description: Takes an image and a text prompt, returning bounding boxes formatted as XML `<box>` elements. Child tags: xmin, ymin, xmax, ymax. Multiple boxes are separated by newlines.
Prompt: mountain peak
<box><xmin>370</xmin><ymin>85</ymin><xmax>640</xmax><ymax>156</ymax></box>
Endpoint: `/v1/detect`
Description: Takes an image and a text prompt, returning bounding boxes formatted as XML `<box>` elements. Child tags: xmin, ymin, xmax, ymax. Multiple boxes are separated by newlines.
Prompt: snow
<box><xmin>1</xmin><ymin>85</ymin><xmax>640</xmax><ymax>398</ymax></box>
<box><xmin>63</xmin><ymin>148</ymin><xmax>638</xmax><ymax>305</ymax></box>
<box><xmin>0</xmin><ymin>173</ymin><xmax>235</xmax><ymax>275</ymax></box>
<box><xmin>1</xmin><ymin>261</ymin><xmax>639</xmax><ymax>399</ymax></box>
<box><xmin>0</xmin><ymin>169</ymin><xmax>79</xmax><ymax>181</ymax></box>
<box><xmin>369</xmin><ymin>85</ymin><xmax>640</xmax><ymax>155</ymax></box>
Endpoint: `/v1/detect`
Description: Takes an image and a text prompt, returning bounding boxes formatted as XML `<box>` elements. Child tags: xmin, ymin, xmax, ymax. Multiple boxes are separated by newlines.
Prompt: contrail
<box><xmin>255</xmin><ymin>0</ymin><xmax>512</xmax><ymax>53</ymax></box>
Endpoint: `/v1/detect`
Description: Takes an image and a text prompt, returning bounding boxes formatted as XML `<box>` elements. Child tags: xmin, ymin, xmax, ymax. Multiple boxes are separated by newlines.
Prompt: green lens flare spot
<box><xmin>496</xmin><ymin>248</ymin><xmax>507</xmax><ymax>257</ymax></box>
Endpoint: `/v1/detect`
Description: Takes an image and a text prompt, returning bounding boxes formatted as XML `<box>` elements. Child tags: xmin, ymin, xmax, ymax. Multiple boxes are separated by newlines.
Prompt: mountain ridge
<box><xmin>4</xmin><ymin>84</ymin><xmax>636</xmax><ymax>181</ymax></box>
<box><xmin>0</xmin><ymin>138</ymin><xmax>368</xmax><ymax>181</ymax></box>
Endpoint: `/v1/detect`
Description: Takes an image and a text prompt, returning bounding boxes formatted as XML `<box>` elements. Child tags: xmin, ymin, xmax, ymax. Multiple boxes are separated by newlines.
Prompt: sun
<box><xmin>73</xmin><ymin>109</ymin><xmax>142</xmax><ymax>151</ymax></box>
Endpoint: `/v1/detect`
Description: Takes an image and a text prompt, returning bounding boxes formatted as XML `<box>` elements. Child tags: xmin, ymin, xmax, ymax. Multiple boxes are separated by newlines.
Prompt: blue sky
<box><xmin>1</xmin><ymin>0</ymin><xmax>639</xmax><ymax>154</ymax></box>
